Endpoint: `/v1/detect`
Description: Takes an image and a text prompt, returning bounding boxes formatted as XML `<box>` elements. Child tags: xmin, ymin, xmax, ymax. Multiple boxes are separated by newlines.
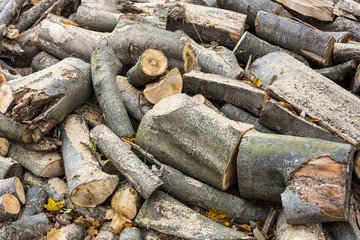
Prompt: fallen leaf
<box><xmin>206</xmin><ymin>207</ymin><xmax>228</xmax><ymax>220</ymax></box>
<box><xmin>46</xmin><ymin>227</ymin><xmax>66</xmax><ymax>240</ymax></box>
<box><xmin>87</xmin><ymin>226</ymin><xmax>98</xmax><ymax>240</ymax></box>
<box><xmin>74</xmin><ymin>216</ymin><xmax>98</xmax><ymax>229</ymax></box>
<box><xmin>252</xmin><ymin>78</ymin><xmax>262</xmax><ymax>87</ymax></box>
<box><xmin>44</xmin><ymin>197</ymin><xmax>64</xmax><ymax>212</ymax></box>
<box><xmin>105</xmin><ymin>209</ymin><xmax>132</xmax><ymax>234</ymax></box>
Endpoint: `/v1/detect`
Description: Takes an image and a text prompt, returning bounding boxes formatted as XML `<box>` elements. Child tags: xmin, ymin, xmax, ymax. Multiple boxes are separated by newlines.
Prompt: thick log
<box><xmin>31</xmin><ymin>51</ymin><xmax>60</xmax><ymax>72</ymax></box>
<box><xmin>192</xmin><ymin>94</ymin><xmax>226</xmax><ymax>116</ymax></box>
<box><xmin>217</xmin><ymin>0</ymin><xmax>290</xmax><ymax>27</ymax></box>
<box><xmin>90</xmin><ymin>124</ymin><xmax>163</xmax><ymax>199</ymax></box>
<box><xmin>56</xmin><ymin>224</ymin><xmax>86</xmax><ymax>239</ymax></box>
<box><xmin>61</xmin><ymin>114</ymin><xmax>119</xmax><ymax>207</ymax></box>
<box><xmin>183</xmin><ymin>70</ymin><xmax>265</xmax><ymax>116</ymax></box>
<box><xmin>276</xmin><ymin>210</ymin><xmax>325</xmax><ymax>240</ymax></box>
<box><xmin>258</xmin><ymin>98</ymin><xmax>343</xmax><ymax>142</ymax></box>
<box><xmin>333</xmin><ymin>41</ymin><xmax>360</xmax><ymax>64</ymax></box>
<box><xmin>0</xmin><ymin>194</ymin><xmax>20</xmax><ymax>222</ymax></box>
<box><xmin>19</xmin><ymin>187</ymin><xmax>47</xmax><ymax>219</ymax></box>
<box><xmin>135</xmin><ymin>190</ymin><xmax>247</xmax><ymax>239</ymax></box>
<box><xmin>333</xmin><ymin>0</ymin><xmax>360</xmax><ymax>21</ymax></box>
<box><xmin>0</xmin><ymin>113</ymin><xmax>32</xmax><ymax>143</ymax></box>
<box><xmin>0</xmin><ymin>156</ymin><xmax>22</xmax><ymax>179</ymax></box>
<box><xmin>91</xmin><ymin>46</ymin><xmax>135</xmax><ymax>137</ymax></box>
<box><xmin>74</xmin><ymin>103</ymin><xmax>106</xmax><ymax>128</ymax></box>
<box><xmin>351</xmin><ymin>63</ymin><xmax>360</xmax><ymax>94</ymax></box>
<box><xmin>315</xmin><ymin>60</ymin><xmax>356</xmax><ymax>82</ymax></box>
<box><xmin>126</xmin><ymin>49</ymin><xmax>168</xmax><ymax>88</ymax></box>
<box><xmin>0</xmin><ymin>212</ymin><xmax>51</xmax><ymax>240</ymax></box>
<box><xmin>237</xmin><ymin>130</ymin><xmax>354</xmax><ymax>224</ymax></box>
<box><xmin>255</xmin><ymin>11</ymin><xmax>335</xmax><ymax>66</ymax></box>
<box><xmin>136</xmin><ymin>93</ymin><xmax>254</xmax><ymax>190</ymax></box>
<box><xmin>111</xmin><ymin>182</ymin><xmax>139</xmax><ymax>220</ymax></box>
<box><xmin>220</xmin><ymin>103</ymin><xmax>274</xmax><ymax>133</ymax></box>
<box><xmin>95</xmin><ymin>222</ymin><xmax>117</xmax><ymax>240</ymax></box>
<box><xmin>119</xmin><ymin>227</ymin><xmax>142</xmax><ymax>240</ymax></box>
<box><xmin>10</xmin><ymin>57</ymin><xmax>92</xmax><ymax>142</ymax></box>
<box><xmin>250</xmin><ymin>51</ymin><xmax>360</xmax><ymax>149</ymax></box>
<box><xmin>233</xmin><ymin>31</ymin><xmax>309</xmax><ymax>66</ymax></box>
<box><xmin>0</xmin><ymin>177</ymin><xmax>25</xmax><ymax>205</ymax></box>
<box><xmin>23</xmin><ymin>172</ymin><xmax>68</xmax><ymax>202</ymax></box>
<box><xmin>325</xmin><ymin>31</ymin><xmax>356</xmax><ymax>43</ymax></box>
<box><xmin>8</xmin><ymin>144</ymin><xmax>64</xmax><ymax>178</ymax></box>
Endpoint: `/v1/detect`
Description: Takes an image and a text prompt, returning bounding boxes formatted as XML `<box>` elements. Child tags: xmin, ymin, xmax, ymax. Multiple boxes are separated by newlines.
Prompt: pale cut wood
<box><xmin>0</xmin><ymin>194</ymin><xmax>20</xmax><ymax>222</ymax></box>
<box><xmin>334</xmin><ymin>0</ymin><xmax>360</xmax><ymax>21</ymax></box>
<box><xmin>0</xmin><ymin>72</ymin><xmax>13</xmax><ymax>114</ymax></box>
<box><xmin>143</xmin><ymin>68</ymin><xmax>183</xmax><ymax>104</ymax></box>
<box><xmin>0</xmin><ymin>137</ymin><xmax>9</xmax><ymax>156</ymax></box>
<box><xmin>74</xmin><ymin>103</ymin><xmax>106</xmax><ymax>128</ymax></box>
<box><xmin>0</xmin><ymin>177</ymin><xmax>25</xmax><ymax>205</ymax></box>
<box><xmin>0</xmin><ymin>156</ymin><xmax>22</xmax><ymax>179</ymax></box>
<box><xmin>111</xmin><ymin>182</ymin><xmax>139</xmax><ymax>220</ymax></box>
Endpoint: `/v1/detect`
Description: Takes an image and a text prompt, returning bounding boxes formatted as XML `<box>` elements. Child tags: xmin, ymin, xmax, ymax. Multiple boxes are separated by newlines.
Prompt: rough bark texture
<box><xmin>315</xmin><ymin>59</ymin><xmax>356</xmax><ymax>81</ymax></box>
<box><xmin>0</xmin><ymin>176</ymin><xmax>25</xmax><ymax>204</ymax></box>
<box><xmin>136</xmin><ymin>93</ymin><xmax>254</xmax><ymax>190</ymax></box>
<box><xmin>19</xmin><ymin>187</ymin><xmax>47</xmax><ymax>219</ymax></box>
<box><xmin>61</xmin><ymin>114</ymin><xmax>119</xmax><ymax>207</ymax></box>
<box><xmin>326</xmin><ymin>31</ymin><xmax>356</xmax><ymax>43</ymax></box>
<box><xmin>0</xmin><ymin>112</ymin><xmax>32</xmax><ymax>143</ymax></box>
<box><xmin>0</xmin><ymin>193</ymin><xmax>20</xmax><ymax>222</ymax></box>
<box><xmin>135</xmin><ymin>190</ymin><xmax>247</xmax><ymax>239</ymax></box>
<box><xmin>333</xmin><ymin>0</ymin><xmax>360</xmax><ymax>21</ymax></box>
<box><xmin>351</xmin><ymin>63</ymin><xmax>360</xmax><ymax>94</ymax></box>
<box><xmin>0</xmin><ymin>156</ymin><xmax>22</xmax><ymax>179</ymax></box>
<box><xmin>91</xmin><ymin>46</ymin><xmax>135</xmax><ymax>137</ymax></box>
<box><xmin>56</xmin><ymin>223</ymin><xmax>86</xmax><ymax>239</ymax></box>
<box><xmin>90</xmin><ymin>124</ymin><xmax>163</xmax><ymax>199</ymax></box>
<box><xmin>31</xmin><ymin>51</ymin><xmax>60</xmax><ymax>72</ymax></box>
<box><xmin>333</xmin><ymin>41</ymin><xmax>360</xmax><ymax>64</ymax></box>
<box><xmin>95</xmin><ymin>222</ymin><xmax>117</xmax><ymax>240</ymax></box>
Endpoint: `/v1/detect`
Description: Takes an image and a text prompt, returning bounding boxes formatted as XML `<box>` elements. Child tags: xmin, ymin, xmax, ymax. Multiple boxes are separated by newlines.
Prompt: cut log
<box><xmin>111</xmin><ymin>182</ymin><xmax>139</xmax><ymax>220</ymax></box>
<box><xmin>250</xmin><ymin>51</ymin><xmax>360</xmax><ymax>149</ymax></box>
<box><xmin>95</xmin><ymin>222</ymin><xmax>117</xmax><ymax>240</ymax></box>
<box><xmin>0</xmin><ymin>0</ymin><xmax>26</xmax><ymax>41</ymax></box>
<box><xmin>143</xmin><ymin>68</ymin><xmax>183</xmax><ymax>104</ymax></box>
<box><xmin>333</xmin><ymin>41</ymin><xmax>360</xmax><ymax>64</ymax></box>
<box><xmin>91</xmin><ymin>46</ymin><xmax>135</xmax><ymax>138</ymax></box>
<box><xmin>0</xmin><ymin>156</ymin><xmax>22</xmax><ymax>179</ymax></box>
<box><xmin>258</xmin><ymin>98</ymin><xmax>343</xmax><ymax>142</ymax></box>
<box><xmin>0</xmin><ymin>177</ymin><xmax>25</xmax><ymax>205</ymax></box>
<box><xmin>183</xmin><ymin>70</ymin><xmax>265</xmax><ymax>116</ymax></box>
<box><xmin>324</xmin><ymin>17</ymin><xmax>360</xmax><ymax>41</ymax></box>
<box><xmin>315</xmin><ymin>60</ymin><xmax>356</xmax><ymax>82</ymax></box>
<box><xmin>10</xmin><ymin>57</ymin><xmax>92</xmax><ymax>142</ymax></box>
<box><xmin>8</xmin><ymin>144</ymin><xmax>64</xmax><ymax>178</ymax></box>
<box><xmin>0</xmin><ymin>212</ymin><xmax>51</xmax><ymax>240</ymax></box>
<box><xmin>333</xmin><ymin>0</ymin><xmax>360</xmax><ymax>21</ymax></box>
<box><xmin>126</xmin><ymin>48</ymin><xmax>168</xmax><ymax>88</ymax></box>
<box><xmin>325</xmin><ymin>31</ymin><xmax>356</xmax><ymax>43</ymax></box>
<box><xmin>192</xmin><ymin>94</ymin><xmax>226</xmax><ymax>116</ymax></box>
<box><xmin>237</xmin><ymin>130</ymin><xmax>353</xmax><ymax>224</ymax></box>
<box><xmin>233</xmin><ymin>31</ymin><xmax>309</xmax><ymax>66</ymax></box>
<box><xmin>255</xmin><ymin>11</ymin><xmax>335</xmax><ymax>66</ymax></box>
<box><xmin>220</xmin><ymin>103</ymin><xmax>274</xmax><ymax>133</ymax></box>
<box><xmin>217</xmin><ymin>0</ymin><xmax>291</xmax><ymax>27</ymax></box>
<box><xmin>276</xmin><ymin>210</ymin><xmax>325</xmax><ymax>240</ymax></box>
<box><xmin>90</xmin><ymin>124</ymin><xmax>163</xmax><ymax>199</ymax></box>
<box><xmin>136</xmin><ymin>93</ymin><xmax>254</xmax><ymax>190</ymax></box>
<box><xmin>0</xmin><ymin>72</ymin><xmax>13</xmax><ymax>114</ymax></box>
<box><xmin>19</xmin><ymin>187</ymin><xmax>47</xmax><ymax>219</ymax></box>
<box><xmin>74</xmin><ymin>103</ymin><xmax>106</xmax><ymax>128</ymax></box>
<box><xmin>55</xmin><ymin>223</ymin><xmax>86</xmax><ymax>239</ymax></box>
<box><xmin>61</xmin><ymin>114</ymin><xmax>119</xmax><ymax>207</ymax></box>
<box><xmin>119</xmin><ymin>227</ymin><xmax>142</xmax><ymax>240</ymax></box>
<box><xmin>0</xmin><ymin>194</ymin><xmax>20</xmax><ymax>222</ymax></box>
<box><xmin>23</xmin><ymin>172</ymin><xmax>68</xmax><ymax>202</ymax></box>
<box><xmin>116</xmin><ymin>76</ymin><xmax>153</xmax><ymax>121</ymax></box>
<box><xmin>31</xmin><ymin>51</ymin><xmax>60</xmax><ymax>72</ymax></box>
<box><xmin>135</xmin><ymin>190</ymin><xmax>247</xmax><ymax>239</ymax></box>
<box><xmin>350</xmin><ymin>64</ymin><xmax>360</xmax><ymax>95</ymax></box>
<box><xmin>0</xmin><ymin>137</ymin><xmax>9</xmax><ymax>156</ymax></box>
<box><xmin>0</xmin><ymin>112</ymin><xmax>33</xmax><ymax>143</ymax></box>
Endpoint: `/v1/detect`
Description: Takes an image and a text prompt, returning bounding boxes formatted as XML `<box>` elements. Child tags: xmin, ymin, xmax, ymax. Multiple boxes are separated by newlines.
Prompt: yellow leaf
<box><xmin>47</xmin><ymin>227</ymin><xmax>66</xmax><ymax>240</ymax></box>
<box><xmin>206</xmin><ymin>207</ymin><xmax>228</xmax><ymax>221</ymax></box>
<box><xmin>252</xmin><ymin>78</ymin><xmax>262</xmax><ymax>87</ymax></box>
<box><xmin>105</xmin><ymin>209</ymin><xmax>132</xmax><ymax>234</ymax></box>
<box><xmin>62</xmin><ymin>20</ymin><xmax>77</xmax><ymax>26</ymax></box>
<box><xmin>87</xmin><ymin>226</ymin><xmax>98</xmax><ymax>240</ymax></box>
<box><xmin>121</xmin><ymin>136</ymin><xmax>136</xmax><ymax>143</ymax></box>
<box><xmin>44</xmin><ymin>197</ymin><xmax>64</xmax><ymax>212</ymax></box>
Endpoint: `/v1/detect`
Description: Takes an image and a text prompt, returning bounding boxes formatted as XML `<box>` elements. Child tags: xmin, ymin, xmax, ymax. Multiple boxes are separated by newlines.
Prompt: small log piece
<box><xmin>61</xmin><ymin>114</ymin><xmax>119</xmax><ymax>207</ymax></box>
<box><xmin>111</xmin><ymin>182</ymin><xmax>139</xmax><ymax>220</ymax></box>
<box><xmin>255</xmin><ymin>11</ymin><xmax>335</xmax><ymax>66</ymax></box>
<box><xmin>136</xmin><ymin>93</ymin><xmax>254</xmax><ymax>190</ymax></box>
<box><xmin>19</xmin><ymin>187</ymin><xmax>47</xmax><ymax>219</ymax></box>
<box><xmin>315</xmin><ymin>60</ymin><xmax>356</xmax><ymax>82</ymax></box>
<box><xmin>0</xmin><ymin>137</ymin><xmax>9</xmax><ymax>156</ymax></box>
<box><xmin>91</xmin><ymin>46</ymin><xmax>135</xmax><ymax>138</ymax></box>
<box><xmin>31</xmin><ymin>51</ymin><xmax>60</xmax><ymax>72</ymax></box>
<box><xmin>0</xmin><ymin>156</ymin><xmax>22</xmax><ymax>179</ymax></box>
<box><xmin>333</xmin><ymin>41</ymin><xmax>360</xmax><ymax>64</ymax></box>
<box><xmin>0</xmin><ymin>194</ymin><xmax>20</xmax><ymax>222</ymax></box>
<box><xmin>135</xmin><ymin>190</ymin><xmax>247</xmax><ymax>239</ymax></box>
<box><xmin>0</xmin><ymin>113</ymin><xmax>32</xmax><ymax>143</ymax></box>
<box><xmin>143</xmin><ymin>68</ymin><xmax>183</xmax><ymax>104</ymax></box>
<box><xmin>350</xmin><ymin>63</ymin><xmax>360</xmax><ymax>94</ymax></box>
<box><xmin>126</xmin><ymin>49</ymin><xmax>168</xmax><ymax>88</ymax></box>
<box><xmin>90</xmin><ymin>124</ymin><xmax>163</xmax><ymax>199</ymax></box>
<box><xmin>8</xmin><ymin>144</ymin><xmax>64</xmax><ymax>178</ymax></box>
<box><xmin>95</xmin><ymin>222</ymin><xmax>117</xmax><ymax>240</ymax></box>
<box><xmin>333</xmin><ymin>0</ymin><xmax>360</xmax><ymax>21</ymax></box>
<box><xmin>55</xmin><ymin>223</ymin><xmax>86</xmax><ymax>239</ymax></box>
<box><xmin>0</xmin><ymin>177</ymin><xmax>25</xmax><ymax>205</ymax></box>
<box><xmin>326</xmin><ymin>31</ymin><xmax>356</xmax><ymax>43</ymax></box>
<box><xmin>119</xmin><ymin>227</ymin><xmax>142</xmax><ymax>240</ymax></box>
<box><xmin>183</xmin><ymin>70</ymin><xmax>265</xmax><ymax>116</ymax></box>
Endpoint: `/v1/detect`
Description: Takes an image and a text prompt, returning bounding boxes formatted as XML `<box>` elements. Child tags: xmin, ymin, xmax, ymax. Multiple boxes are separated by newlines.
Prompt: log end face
<box><xmin>40</xmin><ymin>159</ymin><xmax>65</xmax><ymax>178</ymax></box>
<box><xmin>14</xmin><ymin>176</ymin><xmax>25</xmax><ymax>205</ymax></box>
<box><xmin>3</xmin><ymin>193</ymin><xmax>20</xmax><ymax>215</ymax></box>
<box><xmin>141</xmin><ymin>49</ymin><xmax>168</xmax><ymax>77</ymax></box>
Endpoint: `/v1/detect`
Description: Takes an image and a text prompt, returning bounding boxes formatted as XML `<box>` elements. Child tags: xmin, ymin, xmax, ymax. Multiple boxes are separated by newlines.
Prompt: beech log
<box><xmin>326</xmin><ymin>31</ymin><xmax>356</xmax><ymax>43</ymax></box>
<box><xmin>119</xmin><ymin>227</ymin><xmax>142</xmax><ymax>240</ymax></box>
<box><xmin>111</xmin><ymin>182</ymin><xmax>139</xmax><ymax>220</ymax></box>
<box><xmin>350</xmin><ymin>63</ymin><xmax>360</xmax><ymax>94</ymax></box>
<box><xmin>74</xmin><ymin>103</ymin><xmax>106</xmax><ymax>128</ymax></box>
<box><xmin>95</xmin><ymin>222</ymin><xmax>117</xmax><ymax>240</ymax></box>
<box><xmin>31</xmin><ymin>51</ymin><xmax>60</xmax><ymax>72</ymax></box>
<box><xmin>333</xmin><ymin>41</ymin><xmax>360</xmax><ymax>64</ymax></box>
<box><xmin>19</xmin><ymin>187</ymin><xmax>47</xmax><ymax>219</ymax></box>
<box><xmin>0</xmin><ymin>177</ymin><xmax>25</xmax><ymax>204</ymax></box>
<box><xmin>0</xmin><ymin>193</ymin><xmax>20</xmax><ymax>222</ymax></box>
<box><xmin>0</xmin><ymin>156</ymin><xmax>22</xmax><ymax>179</ymax></box>
<box><xmin>315</xmin><ymin>60</ymin><xmax>356</xmax><ymax>82</ymax></box>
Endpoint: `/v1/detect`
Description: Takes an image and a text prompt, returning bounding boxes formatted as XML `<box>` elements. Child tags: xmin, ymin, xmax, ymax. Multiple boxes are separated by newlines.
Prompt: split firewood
<box><xmin>31</xmin><ymin>51</ymin><xmax>60</xmax><ymax>72</ymax></box>
<box><xmin>90</xmin><ymin>124</ymin><xmax>163</xmax><ymax>199</ymax></box>
<box><xmin>333</xmin><ymin>41</ymin><xmax>360</xmax><ymax>64</ymax></box>
<box><xmin>255</xmin><ymin>11</ymin><xmax>335</xmax><ymax>66</ymax></box>
<box><xmin>0</xmin><ymin>212</ymin><xmax>51</xmax><ymax>240</ymax></box>
<box><xmin>136</xmin><ymin>93</ymin><xmax>254</xmax><ymax>190</ymax></box>
<box><xmin>0</xmin><ymin>177</ymin><xmax>25</xmax><ymax>205</ymax></box>
<box><xmin>333</xmin><ymin>0</ymin><xmax>360</xmax><ymax>21</ymax></box>
<box><xmin>350</xmin><ymin>64</ymin><xmax>360</xmax><ymax>94</ymax></box>
<box><xmin>91</xmin><ymin>46</ymin><xmax>135</xmax><ymax>138</ymax></box>
<box><xmin>326</xmin><ymin>31</ymin><xmax>356</xmax><ymax>43</ymax></box>
<box><xmin>183</xmin><ymin>70</ymin><xmax>265</xmax><ymax>116</ymax></box>
<box><xmin>116</xmin><ymin>76</ymin><xmax>153</xmax><ymax>121</ymax></box>
<box><xmin>111</xmin><ymin>182</ymin><xmax>139</xmax><ymax>220</ymax></box>
<box><xmin>19</xmin><ymin>187</ymin><xmax>47</xmax><ymax>219</ymax></box>
<box><xmin>126</xmin><ymin>48</ymin><xmax>168</xmax><ymax>88</ymax></box>
<box><xmin>53</xmin><ymin>223</ymin><xmax>86</xmax><ymax>240</ymax></box>
<box><xmin>0</xmin><ymin>193</ymin><xmax>20</xmax><ymax>222</ymax></box>
<box><xmin>60</xmin><ymin>114</ymin><xmax>119</xmax><ymax>207</ymax></box>
<box><xmin>233</xmin><ymin>31</ymin><xmax>309</xmax><ymax>66</ymax></box>
<box><xmin>237</xmin><ymin>129</ymin><xmax>353</xmax><ymax>224</ymax></box>
<box><xmin>119</xmin><ymin>227</ymin><xmax>142</xmax><ymax>240</ymax></box>
<box><xmin>8</xmin><ymin>144</ymin><xmax>64</xmax><ymax>178</ymax></box>
<box><xmin>250</xmin><ymin>51</ymin><xmax>360</xmax><ymax>149</ymax></box>
<box><xmin>315</xmin><ymin>60</ymin><xmax>356</xmax><ymax>82</ymax></box>
<box><xmin>0</xmin><ymin>0</ymin><xmax>26</xmax><ymax>41</ymax></box>
<box><xmin>276</xmin><ymin>210</ymin><xmax>326</xmax><ymax>240</ymax></box>
<box><xmin>95</xmin><ymin>222</ymin><xmax>117</xmax><ymax>240</ymax></box>
<box><xmin>10</xmin><ymin>57</ymin><xmax>92</xmax><ymax>142</ymax></box>
<box><xmin>135</xmin><ymin>190</ymin><xmax>247</xmax><ymax>239</ymax></box>
<box><xmin>0</xmin><ymin>113</ymin><xmax>32</xmax><ymax>143</ymax></box>
<box><xmin>143</xmin><ymin>68</ymin><xmax>183</xmax><ymax>104</ymax></box>
<box><xmin>258</xmin><ymin>98</ymin><xmax>344</xmax><ymax>142</ymax></box>
<box><xmin>23</xmin><ymin>172</ymin><xmax>68</xmax><ymax>202</ymax></box>
<box><xmin>0</xmin><ymin>156</ymin><xmax>22</xmax><ymax>179</ymax></box>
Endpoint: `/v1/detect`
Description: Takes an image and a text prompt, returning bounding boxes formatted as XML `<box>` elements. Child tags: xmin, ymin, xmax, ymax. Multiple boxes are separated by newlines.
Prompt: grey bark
<box><xmin>333</xmin><ymin>41</ymin><xmax>360</xmax><ymax>64</ymax></box>
<box><xmin>119</xmin><ymin>227</ymin><xmax>142</xmax><ymax>240</ymax></box>
<box><xmin>31</xmin><ymin>51</ymin><xmax>60</xmax><ymax>72</ymax></box>
<box><xmin>315</xmin><ymin>60</ymin><xmax>356</xmax><ymax>82</ymax></box>
<box><xmin>0</xmin><ymin>156</ymin><xmax>22</xmax><ymax>179</ymax></box>
<box><xmin>0</xmin><ymin>176</ymin><xmax>25</xmax><ymax>204</ymax></box>
<box><xmin>19</xmin><ymin>187</ymin><xmax>47</xmax><ymax>219</ymax></box>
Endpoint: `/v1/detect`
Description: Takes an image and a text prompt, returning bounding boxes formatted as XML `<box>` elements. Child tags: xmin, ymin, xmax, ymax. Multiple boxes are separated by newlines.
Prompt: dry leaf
<box><xmin>252</xmin><ymin>78</ymin><xmax>262</xmax><ymax>87</ymax></box>
<box><xmin>44</xmin><ymin>197</ymin><xmax>64</xmax><ymax>212</ymax></box>
<box><xmin>47</xmin><ymin>227</ymin><xmax>66</xmax><ymax>240</ymax></box>
<box><xmin>205</xmin><ymin>207</ymin><xmax>232</xmax><ymax>226</ymax></box>
<box><xmin>87</xmin><ymin>226</ymin><xmax>98</xmax><ymax>240</ymax></box>
<box><xmin>105</xmin><ymin>209</ymin><xmax>132</xmax><ymax>234</ymax></box>
<box><xmin>74</xmin><ymin>216</ymin><xmax>98</xmax><ymax>229</ymax></box>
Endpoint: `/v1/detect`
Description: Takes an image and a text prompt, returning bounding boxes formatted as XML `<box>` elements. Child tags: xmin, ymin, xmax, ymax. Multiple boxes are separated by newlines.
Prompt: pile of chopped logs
<box><xmin>0</xmin><ymin>0</ymin><xmax>360</xmax><ymax>239</ymax></box>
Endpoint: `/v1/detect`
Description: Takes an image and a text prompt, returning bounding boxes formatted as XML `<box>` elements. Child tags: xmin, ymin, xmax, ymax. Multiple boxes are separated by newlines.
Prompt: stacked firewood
<box><xmin>0</xmin><ymin>0</ymin><xmax>359</xmax><ymax>239</ymax></box>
